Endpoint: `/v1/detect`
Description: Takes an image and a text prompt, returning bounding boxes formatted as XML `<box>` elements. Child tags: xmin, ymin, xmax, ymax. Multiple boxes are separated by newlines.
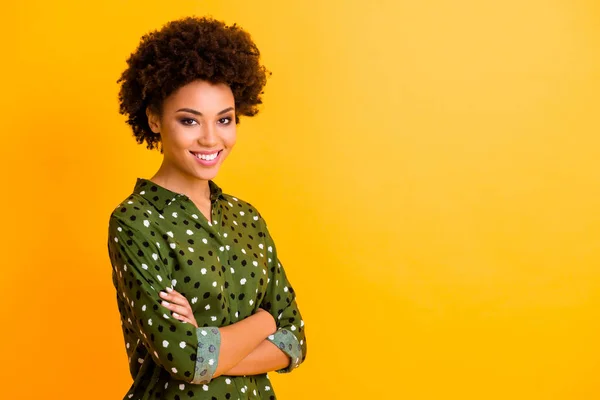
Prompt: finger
<box><xmin>160</xmin><ymin>288</ymin><xmax>190</xmax><ymax>307</ymax></box>
<box><xmin>161</xmin><ymin>300</ymin><xmax>192</xmax><ymax>318</ymax></box>
<box><xmin>172</xmin><ymin>312</ymin><xmax>193</xmax><ymax>324</ymax></box>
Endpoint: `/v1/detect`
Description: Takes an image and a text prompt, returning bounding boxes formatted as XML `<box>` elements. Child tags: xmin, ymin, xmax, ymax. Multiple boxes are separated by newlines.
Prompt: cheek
<box><xmin>165</xmin><ymin>125</ymin><xmax>194</xmax><ymax>149</ymax></box>
<box><xmin>224</xmin><ymin>129</ymin><xmax>237</xmax><ymax>148</ymax></box>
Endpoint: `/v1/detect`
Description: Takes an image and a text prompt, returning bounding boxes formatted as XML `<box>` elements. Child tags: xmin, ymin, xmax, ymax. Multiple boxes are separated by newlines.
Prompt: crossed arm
<box><xmin>160</xmin><ymin>287</ymin><xmax>289</xmax><ymax>377</ymax></box>
<box><xmin>108</xmin><ymin>214</ymin><xmax>306</xmax><ymax>384</ymax></box>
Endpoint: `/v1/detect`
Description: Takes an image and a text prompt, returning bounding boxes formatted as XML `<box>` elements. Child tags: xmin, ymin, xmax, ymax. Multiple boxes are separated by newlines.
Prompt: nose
<box><xmin>197</xmin><ymin>122</ymin><xmax>218</xmax><ymax>147</ymax></box>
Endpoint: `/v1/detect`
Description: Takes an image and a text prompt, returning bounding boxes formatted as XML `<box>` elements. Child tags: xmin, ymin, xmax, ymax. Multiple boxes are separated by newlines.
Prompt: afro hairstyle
<box><xmin>117</xmin><ymin>16</ymin><xmax>271</xmax><ymax>152</ymax></box>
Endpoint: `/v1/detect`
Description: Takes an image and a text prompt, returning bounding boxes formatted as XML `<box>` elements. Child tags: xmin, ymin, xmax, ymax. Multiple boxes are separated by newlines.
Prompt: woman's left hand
<box><xmin>159</xmin><ymin>287</ymin><xmax>198</xmax><ymax>328</ymax></box>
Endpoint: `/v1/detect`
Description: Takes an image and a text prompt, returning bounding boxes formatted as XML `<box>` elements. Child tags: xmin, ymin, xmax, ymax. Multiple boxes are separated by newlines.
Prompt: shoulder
<box><xmin>108</xmin><ymin>192</ymin><xmax>158</xmax><ymax>233</ymax></box>
<box><xmin>220</xmin><ymin>192</ymin><xmax>263</xmax><ymax>219</ymax></box>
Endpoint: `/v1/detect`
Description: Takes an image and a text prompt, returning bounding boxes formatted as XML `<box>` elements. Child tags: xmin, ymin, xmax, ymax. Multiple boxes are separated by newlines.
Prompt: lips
<box><xmin>189</xmin><ymin>150</ymin><xmax>223</xmax><ymax>166</ymax></box>
<box><xmin>190</xmin><ymin>150</ymin><xmax>221</xmax><ymax>161</ymax></box>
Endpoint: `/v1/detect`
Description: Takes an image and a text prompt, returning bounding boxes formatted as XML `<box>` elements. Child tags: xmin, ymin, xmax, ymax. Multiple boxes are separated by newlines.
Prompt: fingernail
<box><xmin>159</xmin><ymin>291</ymin><xmax>167</xmax><ymax>297</ymax></box>
<box><xmin>161</xmin><ymin>301</ymin><xmax>169</xmax><ymax>307</ymax></box>
<box><xmin>173</xmin><ymin>312</ymin><xmax>180</xmax><ymax>318</ymax></box>
<box><xmin>166</xmin><ymin>287</ymin><xmax>173</xmax><ymax>292</ymax></box>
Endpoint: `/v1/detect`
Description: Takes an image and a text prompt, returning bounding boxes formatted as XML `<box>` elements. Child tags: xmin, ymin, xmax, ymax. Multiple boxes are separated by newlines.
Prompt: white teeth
<box><xmin>192</xmin><ymin>152</ymin><xmax>219</xmax><ymax>161</ymax></box>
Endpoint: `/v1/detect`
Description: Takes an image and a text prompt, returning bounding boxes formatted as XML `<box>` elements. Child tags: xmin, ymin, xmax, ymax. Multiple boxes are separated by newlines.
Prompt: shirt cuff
<box><xmin>191</xmin><ymin>327</ymin><xmax>221</xmax><ymax>384</ymax></box>
<box><xmin>267</xmin><ymin>328</ymin><xmax>302</xmax><ymax>373</ymax></box>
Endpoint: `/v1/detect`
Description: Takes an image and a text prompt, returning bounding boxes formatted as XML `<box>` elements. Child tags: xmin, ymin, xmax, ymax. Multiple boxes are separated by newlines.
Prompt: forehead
<box><xmin>164</xmin><ymin>79</ymin><xmax>235</xmax><ymax>113</ymax></box>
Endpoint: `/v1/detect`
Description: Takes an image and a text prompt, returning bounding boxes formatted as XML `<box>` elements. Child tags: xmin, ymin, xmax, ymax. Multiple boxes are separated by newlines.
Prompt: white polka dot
<box><xmin>201</xmin><ymin>268</ymin><xmax>207</xmax><ymax>275</ymax></box>
<box><xmin>212</xmin><ymin>281</ymin><xmax>217</xmax><ymax>287</ymax></box>
<box><xmin>143</xmin><ymin>220</ymin><xmax>150</xmax><ymax>227</ymax></box>
<box><xmin>179</xmin><ymin>341</ymin><xmax>186</xmax><ymax>349</ymax></box>
<box><xmin>186</xmin><ymin>229</ymin><xmax>193</xmax><ymax>235</ymax></box>
<box><xmin>205</xmin><ymin>304</ymin><xmax>211</xmax><ymax>310</ymax></box>
<box><xmin>179</xmin><ymin>383</ymin><xmax>185</xmax><ymax>390</ymax></box>
<box><xmin>202</xmin><ymin>238</ymin><xmax>208</xmax><ymax>244</ymax></box>
<box><xmin>191</xmin><ymin>297</ymin><xmax>198</xmax><ymax>304</ymax></box>
<box><xmin>148</xmin><ymin>319</ymin><xmax>152</xmax><ymax>326</ymax></box>
<box><xmin>172</xmin><ymin>212</ymin><xmax>178</xmax><ymax>218</ymax></box>
<box><xmin>162</xmin><ymin>340</ymin><xmax>169</xmax><ymax>347</ymax></box>
<box><xmin>240</xmin><ymin>278</ymin><xmax>247</xmax><ymax>285</ymax></box>
<box><xmin>200</xmin><ymin>330</ymin><xmax>207</xmax><ymax>336</ymax></box>
<box><xmin>225</xmin><ymin>378</ymin><xmax>231</xmax><ymax>384</ymax></box>
<box><xmin>152</xmin><ymin>253</ymin><xmax>158</xmax><ymax>261</ymax></box>
<box><xmin>170</xmin><ymin>242</ymin><xmax>176</xmax><ymax>249</ymax></box>
<box><xmin>172</xmin><ymin>367</ymin><xmax>178</xmax><ymax>373</ymax></box>
<box><xmin>202</xmin><ymin>385</ymin><xmax>209</xmax><ymax>391</ymax></box>
<box><xmin>142</xmin><ymin>263</ymin><xmax>148</xmax><ymax>270</ymax></box>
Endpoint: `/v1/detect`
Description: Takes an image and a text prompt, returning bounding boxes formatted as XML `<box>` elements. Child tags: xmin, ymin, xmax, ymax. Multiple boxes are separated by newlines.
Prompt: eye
<box><xmin>218</xmin><ymin>116</ymin><xmax>232</xmax><ymax>125</ymax></box>
<box><xmin>180</xmin><ymin>118</ymin><xmax>197</xmax><ymax>126</ymax></box>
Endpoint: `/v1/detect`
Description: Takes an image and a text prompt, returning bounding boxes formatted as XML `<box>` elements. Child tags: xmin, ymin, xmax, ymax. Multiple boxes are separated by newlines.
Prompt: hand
<box><xmin>159</xmin><ymin>287</ymin><xmax>198</xmax><ymax>328</ymax></box>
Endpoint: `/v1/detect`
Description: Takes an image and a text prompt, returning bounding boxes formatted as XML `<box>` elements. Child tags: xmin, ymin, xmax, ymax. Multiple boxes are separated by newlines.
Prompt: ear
<box><xmin>146</xmin><ymin>106</ymin><xmax>161</xmax><ymax>134</ymax></box>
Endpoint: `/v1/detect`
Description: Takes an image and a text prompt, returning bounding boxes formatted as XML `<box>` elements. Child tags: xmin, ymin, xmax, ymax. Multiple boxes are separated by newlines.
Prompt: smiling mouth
<box><xmin>190</xmin><ymin>150</ymin><xmax>222</xmax><ymax>161</ymax></box>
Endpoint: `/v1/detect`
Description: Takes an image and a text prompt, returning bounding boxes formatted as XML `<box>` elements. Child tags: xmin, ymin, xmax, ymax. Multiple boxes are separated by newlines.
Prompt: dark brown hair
<box><xmin>117</xmin><ymin>16</ymin><xmax>271</xmax><ymax>151</ymax></box>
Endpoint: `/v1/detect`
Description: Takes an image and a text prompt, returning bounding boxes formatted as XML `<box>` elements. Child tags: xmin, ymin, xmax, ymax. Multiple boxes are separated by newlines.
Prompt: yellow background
<box><xmin>1</xmin><ymin>0</ymin><xmax>599</xmax><ymax>398</ymax></box>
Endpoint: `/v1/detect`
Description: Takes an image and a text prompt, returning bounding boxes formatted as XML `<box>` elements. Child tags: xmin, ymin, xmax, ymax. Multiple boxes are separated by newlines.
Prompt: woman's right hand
<box><xmin>159</xmin><ymin>287</ymin><xmax>199</xmax><ymax>328</ymax></box>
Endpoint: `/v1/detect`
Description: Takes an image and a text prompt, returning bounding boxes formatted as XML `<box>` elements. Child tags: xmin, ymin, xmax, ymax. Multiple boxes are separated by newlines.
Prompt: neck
<box><xmin>150</xmin><ymin>162</ymin><xmax>211</xmax><ymax>201</ymax></box>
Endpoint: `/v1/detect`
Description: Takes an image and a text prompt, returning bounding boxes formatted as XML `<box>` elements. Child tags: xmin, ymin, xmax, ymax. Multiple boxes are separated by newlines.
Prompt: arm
<box><xmin>255</xmin><ymin>215</ymin><xmax>308</xmax><ymax>373</ymax></box>
<box><xmin>108</xmin><ymin>214</ymin><xmax>205</xmax><ymax>382</ymax></box>
<box><xmin>212</xmin><ymin>309</ymin><xmax>276</xmax><ymax>378</ymax></box>
<box><xmin>222</xmin><ymin>338</ymin><xmax>290</xmax><ymax>376</ymax></box>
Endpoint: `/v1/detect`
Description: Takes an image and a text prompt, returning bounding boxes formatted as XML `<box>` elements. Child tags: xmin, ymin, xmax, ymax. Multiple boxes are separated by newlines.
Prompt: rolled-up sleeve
<box><xmin>107</xmin><ymin>213</ymin><xmax>222</xmax><ymax>383</ymax></box>
<box><xmin>258</xmin><ymin>217</ymin><xmax>307</xmax><ymax>373</ymax></box>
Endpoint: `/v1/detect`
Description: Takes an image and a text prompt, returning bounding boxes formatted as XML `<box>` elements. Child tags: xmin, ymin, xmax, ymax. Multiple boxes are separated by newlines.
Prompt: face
<box><xmin>146</xmin><ymin>79</ymin><xmax>236</xmax><ymax>183</ymax></box>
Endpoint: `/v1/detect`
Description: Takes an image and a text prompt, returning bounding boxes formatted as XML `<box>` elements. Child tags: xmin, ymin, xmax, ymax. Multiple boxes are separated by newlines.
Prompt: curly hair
<box><xmin>117</xmin><ymin>16</ymin><xmax>271</xmax><ymax>151</ymax></box>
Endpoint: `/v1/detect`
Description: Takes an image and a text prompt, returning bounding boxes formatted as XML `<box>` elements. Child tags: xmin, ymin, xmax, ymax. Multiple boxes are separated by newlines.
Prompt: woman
<box><xmin>107</xmin><ymin>16</ymin><xmax>307</xmax><ymax>400</ymax></box>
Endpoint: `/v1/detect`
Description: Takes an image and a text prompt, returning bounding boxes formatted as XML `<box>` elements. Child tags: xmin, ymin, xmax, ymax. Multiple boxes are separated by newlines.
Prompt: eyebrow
<box><xmin>175</xmin><ymin>107</ymin><xmax>234</xmax><ymax>116</ymax></box>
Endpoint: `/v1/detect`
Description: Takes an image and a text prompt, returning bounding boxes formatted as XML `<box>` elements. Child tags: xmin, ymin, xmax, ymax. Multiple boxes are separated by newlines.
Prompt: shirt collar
<box><xmin>133</xmin><ymin>177</ymin><xmax>224</xmax><ymax>211</ymax></box>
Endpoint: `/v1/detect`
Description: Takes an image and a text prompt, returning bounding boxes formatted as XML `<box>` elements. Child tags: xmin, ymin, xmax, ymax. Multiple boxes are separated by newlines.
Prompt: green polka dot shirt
<box><xmin>106</xmin><ymin>178</ymin><xmax>307</xmax><ymax>399</ymax></box>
